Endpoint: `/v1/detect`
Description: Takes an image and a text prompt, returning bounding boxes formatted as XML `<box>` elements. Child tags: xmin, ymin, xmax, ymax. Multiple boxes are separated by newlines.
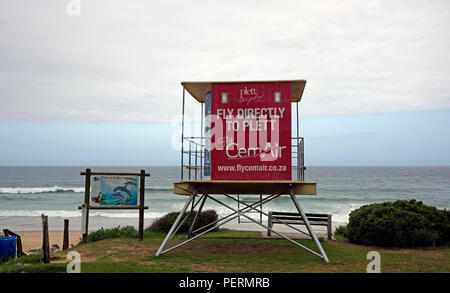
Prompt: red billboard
<box><xmin>209</xmin><ymin>82</ymin><xmax>291</xmax><ymax>180</ymax></box>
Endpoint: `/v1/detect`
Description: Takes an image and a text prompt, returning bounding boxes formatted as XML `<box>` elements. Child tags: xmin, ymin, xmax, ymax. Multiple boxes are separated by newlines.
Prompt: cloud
<box><xmin>0</xmin><ymin>0</ymin><xmax>449</xmax><ymax>122</ymax></box>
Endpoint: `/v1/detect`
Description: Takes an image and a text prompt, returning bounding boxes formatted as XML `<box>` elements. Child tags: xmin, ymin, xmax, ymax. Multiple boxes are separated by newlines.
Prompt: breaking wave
<box><xmin>0</xmin><ymin>209</ymin><xmax>166</xmax><ymax>219</ymax></box>
<box><xmin>0</xmin><ymin>186</ymin><xmax>85</xmax><ymax>194</ymax></box>
<box><xmin>0</xmin><ymin>186</ymin><xmax>174</xmax><ymax>194</ymax></box>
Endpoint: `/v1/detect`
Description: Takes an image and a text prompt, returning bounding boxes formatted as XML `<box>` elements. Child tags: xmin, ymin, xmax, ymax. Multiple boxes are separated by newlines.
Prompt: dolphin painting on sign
<box><xmin>91</xmin><ymin>175</ymin><xmax>139</xmax><ymax>206</ymax></box>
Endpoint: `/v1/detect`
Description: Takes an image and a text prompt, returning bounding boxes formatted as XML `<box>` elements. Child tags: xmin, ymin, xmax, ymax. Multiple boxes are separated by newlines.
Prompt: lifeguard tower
<box><xmin>155</xmin><ymin>80</ymin><xmax>328</xmax><ymax>262</ymax></box>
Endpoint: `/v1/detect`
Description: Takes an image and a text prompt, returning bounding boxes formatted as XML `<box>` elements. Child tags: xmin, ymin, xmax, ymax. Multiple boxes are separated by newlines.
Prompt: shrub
<box><xmin>147</xmin><ymin>210</ymin><xmax>219</xmax><ymax>234</ymax></box>
<box><xmin>83</xmin><ymin>226</ymin><xmax>138</xmax><ymax>243</ymax></box>
<box><xmin>346</xmin><ymin>200</ymin><xmax>450</xmax><ymax>247</ymax></box>
<box><xmin>334</xmin><ymin>225</ymin><xmax>348</xmax><ymax>238</ymax></box>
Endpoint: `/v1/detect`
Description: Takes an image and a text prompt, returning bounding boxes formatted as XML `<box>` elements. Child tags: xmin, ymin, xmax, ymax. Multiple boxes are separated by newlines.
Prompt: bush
<box><xmin>334</xmin><ymin>225</ymin><xmax>348</xmax><ymax>238</ymax></box>
<box><xmin>346</xmin><ymin>200</ymin><xmax>450</xmax><ymax>247</ymax></box>
<box><xmin>83</xmin><ymin>226</ymin><xmax>138</xmax><ymax>243</ymax></box>
<box><xmin>147</xmin><ymin>210</ymin><xmax>219</xmax><ymax>234</ymax></box>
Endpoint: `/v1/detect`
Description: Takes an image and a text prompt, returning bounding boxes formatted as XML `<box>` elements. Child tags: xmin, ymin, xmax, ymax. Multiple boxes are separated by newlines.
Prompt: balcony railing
<box><xmin>292</xmin><ymin>136</ymin><xmax>305</xmax><ymax>181</ymax></box>
<box><xmin>181</xmin><ymin>136</ymin><xmax>305</xmax><ymax>181</ymax></box>
<box><xmin>181</xmin><ymin>136</ymin><xmax>205</xmax><ymax>180</ymax></box>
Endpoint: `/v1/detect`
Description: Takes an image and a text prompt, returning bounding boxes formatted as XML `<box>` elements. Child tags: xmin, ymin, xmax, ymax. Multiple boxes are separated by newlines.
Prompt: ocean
<box><xmin>0</xmin><ymin>166</ymin><xmax>449</xmax><ymax>231</ymax></box>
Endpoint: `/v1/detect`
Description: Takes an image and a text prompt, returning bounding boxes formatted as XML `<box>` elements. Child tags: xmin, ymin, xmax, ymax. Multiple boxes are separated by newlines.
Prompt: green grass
<box><xmin>1</xmin><ymin>228</ymin><xmax>449</xmax><ymax>273</ymax></box>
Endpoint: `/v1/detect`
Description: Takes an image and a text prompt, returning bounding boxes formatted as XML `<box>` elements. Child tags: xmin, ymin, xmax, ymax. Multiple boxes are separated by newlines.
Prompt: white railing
<box><xmin>181</xmin><ymin>137</ymin><xmax>305</xmax><ymax>181</ymax></box>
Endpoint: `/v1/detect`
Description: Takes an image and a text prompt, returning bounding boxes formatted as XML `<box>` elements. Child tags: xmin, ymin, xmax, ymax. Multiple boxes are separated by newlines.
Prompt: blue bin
<box><xmin>0</xmin><ymin>236</ymin><xmax>17</xmax><ymax>262</ymax></box>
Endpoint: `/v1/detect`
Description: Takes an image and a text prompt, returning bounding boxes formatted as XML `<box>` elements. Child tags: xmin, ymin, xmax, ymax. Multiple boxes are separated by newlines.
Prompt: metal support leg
<box><xmin>156</xmin><ymin>191</ymin><xmax>328</xmax><ymax>263</ymax></box>
<box><xmin>207</xmin><ymin>195</ymin><xmax>323</xmax><ymax>259</ymax></box>
<box><xmin>156</xmin><ymin>193</ymin><xmax>195</xmax><ymax>256</ymax></box>
<box><xmin>267</xmin><ymin>211</ymin><xmax>272</xmax><ymax>236</ymax></box>
<box><xmin>188</xmin><ymin>194</ymin><xmax>207</xmax><ymax>238</ymax></box>
<box><xmin>191</xmin><ymin>193</ymin><xmax>280</xmax><ymax>234</ymax></box>
<box><xmin>157</xmin><ymin>193</ymin><xmax>280</xmax><ymax>256</ymax></box>
<box><xmin>176</xmin><ymin>184</ymin><xmax>271</xmax><ymax>233</ymax></box>
<box><xmin>222</xmin><ymin>193</ymin><xmax>311</xmax><ymax>238</ymax></box>
<box><xmin>167</xmin><ymin>193</ymin><xmax>204</xmax><ymax>242</ymax></box>
<box><xmin>290</xmin><ymin>190</ymin><xmax>329</xmax><ymax>263</ymax></box>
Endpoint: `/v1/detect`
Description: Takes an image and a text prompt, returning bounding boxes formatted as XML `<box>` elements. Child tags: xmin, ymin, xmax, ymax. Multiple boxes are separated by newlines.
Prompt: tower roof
<box><xmin>181</xmin><ymin>80</ymin><xmax>307</xmax><ymax>103</ymax></box>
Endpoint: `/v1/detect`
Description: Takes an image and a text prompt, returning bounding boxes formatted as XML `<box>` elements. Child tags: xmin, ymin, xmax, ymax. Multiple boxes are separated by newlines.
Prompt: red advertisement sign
<box><xmin>210</xmin><ymin>82</ymin><xmax>291</xmax><ymax>180</ymax></box>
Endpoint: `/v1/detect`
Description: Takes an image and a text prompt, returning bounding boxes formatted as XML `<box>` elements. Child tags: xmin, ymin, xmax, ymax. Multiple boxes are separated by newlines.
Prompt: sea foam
<box><xmin>0</xmin><ymin>186</ymin><xmax>84</xmax><ymax>194</ymax></box>
<box><xmin>0</xmin><ymin>209</ymin><xmax>166</xmax><ymax>219</ymax></box>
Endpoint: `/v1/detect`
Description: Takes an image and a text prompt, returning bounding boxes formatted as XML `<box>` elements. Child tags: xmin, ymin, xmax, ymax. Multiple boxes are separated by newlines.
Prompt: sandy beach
<box><xmin>11</xmin><ymin>231</ymin><xmax>82</xmax><ymax>254</ymax></box>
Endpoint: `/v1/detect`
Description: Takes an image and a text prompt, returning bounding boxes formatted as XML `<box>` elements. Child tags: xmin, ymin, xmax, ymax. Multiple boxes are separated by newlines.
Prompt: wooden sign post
<box><xmin>138</xmin><ymin>170</ymin><xmax>146</xmax><ymax>241</ymax></box>
<box><xmin>80</xmin><ymin>169</ymin><xmax>150</xmax><ymax>241</ymax></box>
<box><xmin>63</xmin><ymin>219</ymin><xmax>69</xmax><ymax>250</ymax></box>
<box><xmin>41</xmin><ymin>214</ymin><xmax>50</xmax><ymax>264</ymax></box>
<box><xmin>82</xmin><ymin>168</ymin><xmax>91</xmax><ymax>240</ymax></box>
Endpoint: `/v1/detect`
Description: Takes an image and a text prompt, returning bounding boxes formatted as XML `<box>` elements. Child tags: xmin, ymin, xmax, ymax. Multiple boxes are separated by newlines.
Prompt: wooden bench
<box><xmin>267</xmin><ymin>211</ymin><xmax>332</xmax><ymax>240</ymax></box>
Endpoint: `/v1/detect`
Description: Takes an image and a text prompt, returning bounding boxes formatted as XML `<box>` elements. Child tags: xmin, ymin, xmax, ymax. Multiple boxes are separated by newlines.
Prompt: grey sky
<box><xmin>1</xmin><ymin>0</ymin><xmax>449</xmax><ymax>123</ymax></box>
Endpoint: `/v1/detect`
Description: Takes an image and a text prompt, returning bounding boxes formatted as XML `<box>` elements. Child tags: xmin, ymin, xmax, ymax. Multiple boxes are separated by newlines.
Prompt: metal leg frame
<box><xmin>289</xmin><ymin>188</ymin><xmax>329</xmax><ymax>262</ymax></box>
<box><xmin>189</xmin><ymin>193</ymin><xmax>281</xmax><ymax>235</ymax></box>
<box><xmin>156</xmin><ymin>192</ymin><xmax>280</xmax><ymax>256</ymax></box>
<box><xmin>166</xmin><ymin>193</ymin><xmax>207</xmax><ymax>244</ymax></box>
<box><xmin>207</xmin><ymin>195</ymin><xmax>325</xmax><ymax>260</ymax></box>
<box><xmin>155</xmin><ymin>190</ymin><xmax>329</xmax><ymax>262</ymax></box>
<box><xmin>221</xmin><ymin>193</ymin><xmax>311</xmax><ymax>238</ymax></box>
<box><xmin>156</xmin><ymin>192</ymin><xmax>196</xmax><ymax>256</ymax></box>
<box><xmin>188</xmin><ymin>193</ymin><xmax>207</xmax><ymax>238</ymax></box>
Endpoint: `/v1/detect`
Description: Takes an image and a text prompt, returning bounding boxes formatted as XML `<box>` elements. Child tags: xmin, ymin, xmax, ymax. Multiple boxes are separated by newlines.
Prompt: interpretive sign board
<box><xmin>91</xmin><ymin>175</ymin><xmax>139</xmax><ymax>206</ymax></box>
<box><xmin>80</xmin><ymin>169</ymin><xmax>149</xmax><ymax>241</ymax></box>
<box><xmin>209</xmin><ymin>82</ymin><xmax>292</xmax><ymax>180</ymax></box>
